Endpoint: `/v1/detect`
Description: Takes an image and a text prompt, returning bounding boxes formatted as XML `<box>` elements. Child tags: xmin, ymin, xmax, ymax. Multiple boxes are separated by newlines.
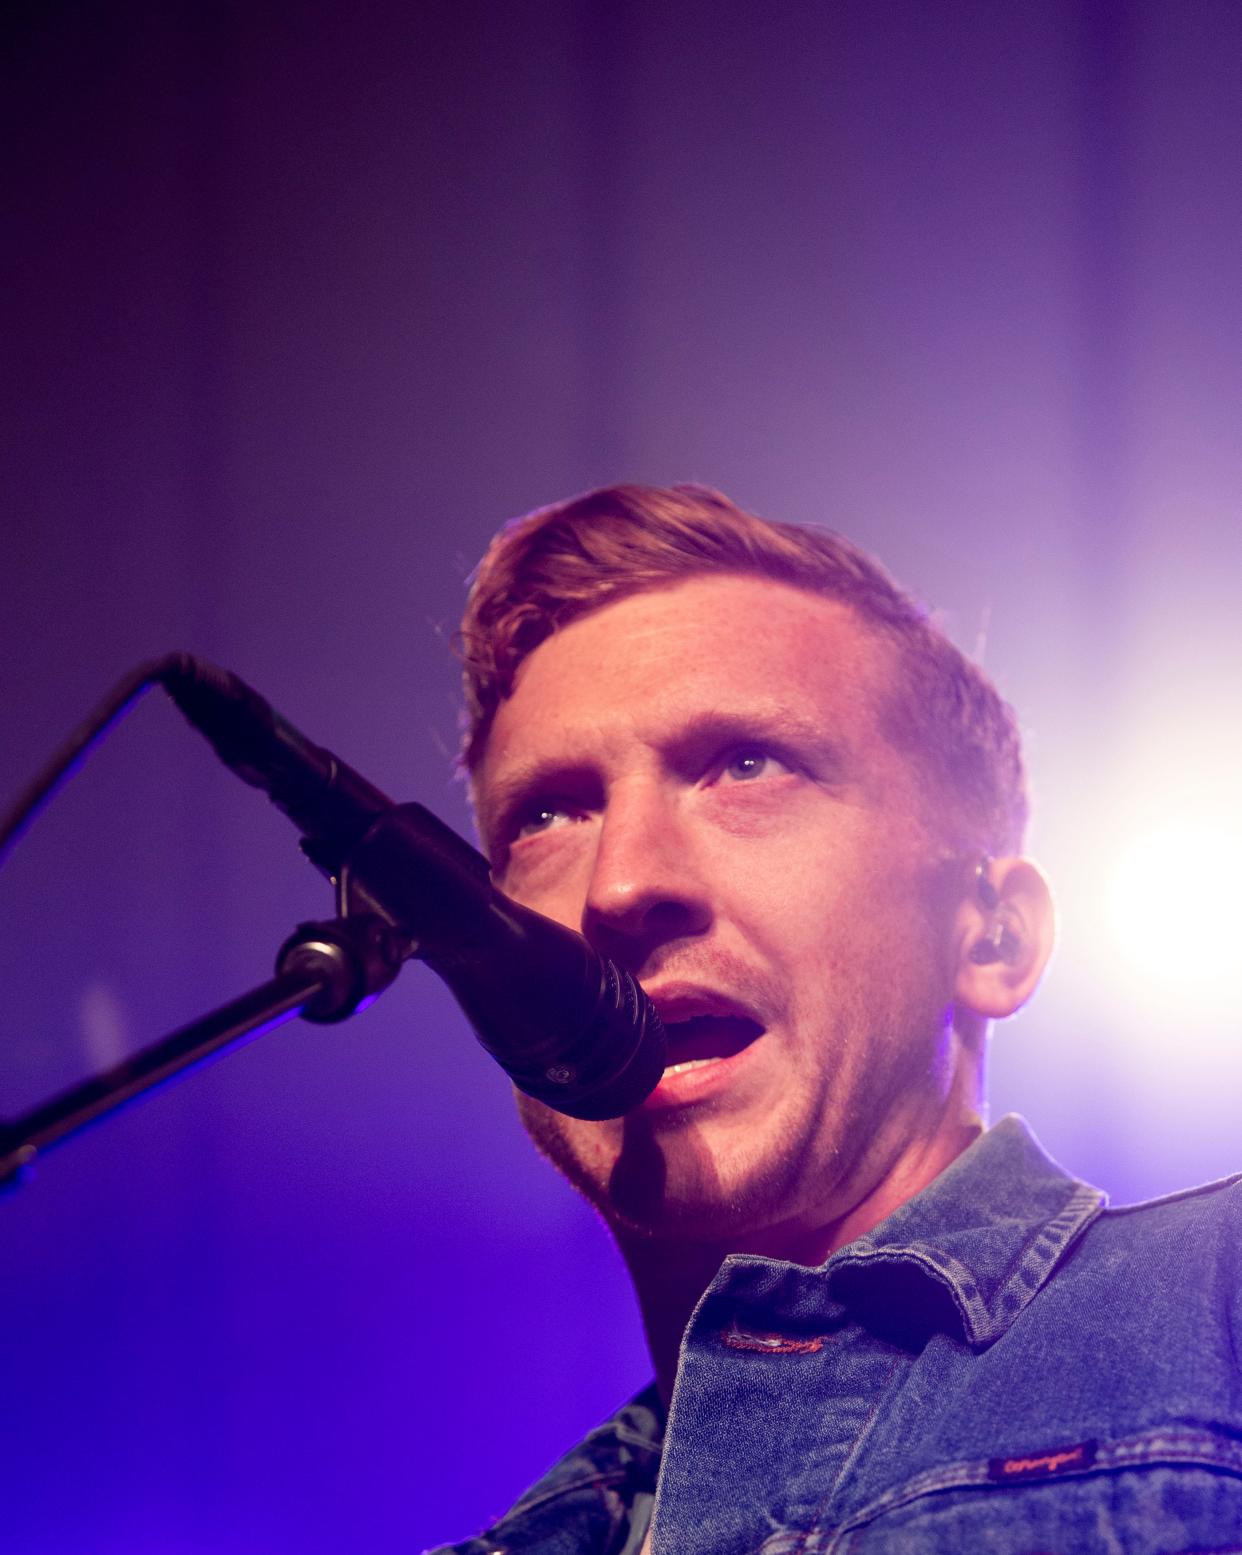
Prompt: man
<box><xmin>434</xmin><ymin>485</ymin><xmax>1242</xmax><ymax>1553</ymax></box>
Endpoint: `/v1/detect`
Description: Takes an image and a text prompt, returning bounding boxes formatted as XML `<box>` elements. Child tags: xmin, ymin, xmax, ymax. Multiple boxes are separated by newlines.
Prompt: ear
<box><xmin>953</xmin><ymin>857</ymin><xmax>1055</xmax><ymax>1021</ymax></box>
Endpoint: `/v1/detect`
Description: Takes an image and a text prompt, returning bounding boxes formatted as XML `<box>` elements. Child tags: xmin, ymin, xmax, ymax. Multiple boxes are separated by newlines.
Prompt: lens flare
<box><xmin>1105</xmin><ymin>817</ymin><xmax>1242</xmax><ymax>1002</ymax></box>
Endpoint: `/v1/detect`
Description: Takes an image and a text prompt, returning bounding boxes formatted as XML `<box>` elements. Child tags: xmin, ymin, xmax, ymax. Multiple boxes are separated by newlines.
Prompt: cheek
<box><xmin>699</xmin><ymin>775</ymin><xmax>806</xmax><ymax>837</ymax></box>
<box><xmin>745</xmin><ymin>867</ymin><xmax>939</xmax><ymax>1029</ymax></box>
<box><xmin>737</xmin><ymin>847</ymin><xmax>863</xmax><ymax>954</ymax></box>
<box><xmin>515</xmin><ymin>1092</ymin><xmax>625</xmax><ymax>1193</ymax></box>
<box><xmin>497</xmin><ymin>832</ymin><xmax>594</xmax><ymax>921</ymax></box>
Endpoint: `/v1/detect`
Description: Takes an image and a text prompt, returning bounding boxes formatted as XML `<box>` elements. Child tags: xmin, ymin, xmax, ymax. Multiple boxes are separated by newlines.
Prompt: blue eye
<box><xmin>721</xmin><ymin>749</ymin><xmax>789</xmax><ymax>782</ymax></box>
<box><xmin>515</xmin><ymin>805</ymin><xmax>575</xmax><ymax>839</ymax></box>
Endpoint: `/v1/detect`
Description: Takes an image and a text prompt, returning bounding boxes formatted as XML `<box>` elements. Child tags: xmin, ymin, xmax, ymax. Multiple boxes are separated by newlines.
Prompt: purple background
<box><xmin>3</xmin><ymin>3</ymin><xmax>1241</xmax><ymax>1549</ymax></box>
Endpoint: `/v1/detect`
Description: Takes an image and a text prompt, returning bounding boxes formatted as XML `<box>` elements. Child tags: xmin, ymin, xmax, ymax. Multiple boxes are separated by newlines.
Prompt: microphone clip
<box><xmin>275</xmin><ymin>913</ymin><xmax>409</xmax><ymax>1024</ymax></box>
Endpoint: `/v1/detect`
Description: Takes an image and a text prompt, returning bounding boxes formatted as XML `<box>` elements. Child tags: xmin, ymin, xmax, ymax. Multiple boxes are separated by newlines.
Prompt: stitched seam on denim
<box><xmin>981</xmin><ymin>1182</ymin><xmax>1105</xmax><ymax>1324</ymax></box>
<box><xmin>988</xmin><ymin>1181</ymin><xmax>1101</xmax><ymax>1286</ymax></box>
<box><xmin>830</xmin><ymin>1245</ymin><xmax>987</xmax><ymax>1340</ymax></box>
<box><xmin>762</xmin><ymin>1429</ymin><xmax>1242</xmax><ymax>1551</ymax></box>
<box><xmin>835</xmin><ymin>1186</ymin><xmax>1106</xmax><ymax>1345</ymax></box>
<box><xmin>784</xmin><ymin>1349</ymin><xmax>908</xmax><ymax>1555</ymax></box>
<box><xmin>766</xmin><ymin>1458</ymin><xmax>1242</xmax><ymax>1555</ymax></box>
<box><xmin>1101</xmin><ymin>1431</ymin><xmax>1242</xmax><ymax>1472</ymax></box>
<box><xmin>504</xmin><ymin>1467</ymin><xmax>632</xmax><ymax>1520</ymax></box>
<box><xmin>658</xmin><ymin>1263</ymin><xmax>735</xmax><ymax>1517</ymax></box>
<box><xmin>1106</xmin><ymin>1172</ymin><xmax>1242</xmax><ymax>1216</ymax></box>
<box><xmin>608</xmin><ymin>1425</ymin><xmax>663</xmax><ymax>1453</ymax></box>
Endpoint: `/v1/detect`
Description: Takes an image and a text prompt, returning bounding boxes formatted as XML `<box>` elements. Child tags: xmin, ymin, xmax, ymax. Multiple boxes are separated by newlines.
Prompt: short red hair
<box><xmin>459</xmin><ymin>484</ymin><xmax>1027</xmax><ymax>854</ymax></box>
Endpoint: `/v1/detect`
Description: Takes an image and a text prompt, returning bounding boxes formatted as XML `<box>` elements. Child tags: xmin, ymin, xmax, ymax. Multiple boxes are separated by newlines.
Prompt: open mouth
<box><xmin>660</xmin><ymin>1013</ymin><xmax>765</xmax><ymax>1075</ymax></box>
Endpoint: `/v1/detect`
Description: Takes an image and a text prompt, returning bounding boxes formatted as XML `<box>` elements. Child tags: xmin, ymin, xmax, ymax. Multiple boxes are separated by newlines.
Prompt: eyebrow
<box><xmin>478</xmin><ymin>758</ymin><xmax>599</xmax><ymax>835</ymax></box>
<box><xmin>659</xmin><ymin>705</ymin><xmax>855</xmax><ymax>775</ymax></box>
<box><xmin>477</xmin><ymin>701</ymin><xmax>857</xmax><ymax>843</ymax></box>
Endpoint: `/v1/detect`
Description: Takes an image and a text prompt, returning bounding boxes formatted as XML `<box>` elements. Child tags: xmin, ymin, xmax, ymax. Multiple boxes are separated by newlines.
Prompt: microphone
<box><xmin>159</xmin><ymin>654</ymin><xmax>666</xmax><ymax>1121</ymax></box>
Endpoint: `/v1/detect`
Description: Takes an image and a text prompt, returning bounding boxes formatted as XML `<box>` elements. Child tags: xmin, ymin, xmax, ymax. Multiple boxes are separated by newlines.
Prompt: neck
<box><xmin>615</xmin><ymin>1108</ymin><xmax>984</xmax><ymax>1405</ymax></box>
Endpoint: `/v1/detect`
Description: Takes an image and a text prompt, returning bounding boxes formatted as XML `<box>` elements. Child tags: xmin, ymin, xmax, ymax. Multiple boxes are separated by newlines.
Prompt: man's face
<box><xmin>474</xmin><ymin>574</ymin><xmax>964</xmax><ymax>1246</ymax></box>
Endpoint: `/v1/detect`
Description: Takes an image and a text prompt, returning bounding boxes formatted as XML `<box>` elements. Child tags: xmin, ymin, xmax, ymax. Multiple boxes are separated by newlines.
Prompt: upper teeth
<box><xmin>664</xmin><ymin>1058</ymin><xmax>717</xmax><ymax>1075</ymax></box>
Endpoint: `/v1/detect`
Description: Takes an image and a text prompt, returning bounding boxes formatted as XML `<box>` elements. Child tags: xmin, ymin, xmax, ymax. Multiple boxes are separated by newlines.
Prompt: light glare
<box><xmin>1106</xmin><ymin>818</ymin><xmax>1242</xmax><ymax>1000</ymax></box>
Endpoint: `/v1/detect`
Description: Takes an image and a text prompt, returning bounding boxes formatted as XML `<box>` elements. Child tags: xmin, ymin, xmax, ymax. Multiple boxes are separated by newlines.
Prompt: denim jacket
<box><xmin>432</xmin><ymin>1116</ymin><xmax>1242</xmax><ymax>1553</ymax></box>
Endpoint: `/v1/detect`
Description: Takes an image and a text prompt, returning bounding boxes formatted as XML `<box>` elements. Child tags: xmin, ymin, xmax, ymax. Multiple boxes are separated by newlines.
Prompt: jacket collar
<box><xmin>707</xmin><ymin>1116</ymin><xmax>1105</xmax><ymax>1350</ymax></box>
<box><xmin>438</xmin><ymin>1119</ymin><xmax>1102</xmax><ymax>1551</ymax></box>
<box><xmin>824</xmin><ymin>1114</ymin><xmax>1105</xmax><ymax>1345</ymax></box>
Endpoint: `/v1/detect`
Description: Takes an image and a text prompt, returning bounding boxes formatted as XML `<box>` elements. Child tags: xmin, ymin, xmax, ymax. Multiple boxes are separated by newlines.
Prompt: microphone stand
<box><xmin>0</xmin><ymin>909</ymin><xmax>409</xmax><ymax>1191</ymax></box>
<box><xmin>1</xmin><ymin>648</ymin><xmax>668</xmax><ymax>1186</ymax></box>
<box><xmin>2</xmin><ymin>796</ymin><xmax>662</xmax><ymax>1188</ymax></box>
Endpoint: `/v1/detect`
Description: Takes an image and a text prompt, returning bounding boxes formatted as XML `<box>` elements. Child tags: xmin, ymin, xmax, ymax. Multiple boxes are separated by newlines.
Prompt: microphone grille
<box><xmin>544</xmin><ymin>957</ymin><xmax>666</xmax><ymax>1121</ymax></box>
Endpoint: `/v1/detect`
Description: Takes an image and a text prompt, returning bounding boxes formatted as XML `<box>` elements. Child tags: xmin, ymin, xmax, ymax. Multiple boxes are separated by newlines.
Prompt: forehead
<box><xmin>476</xmin><ymin>574</ymin><xmax>903</xmax><ymax>788</ymax></box>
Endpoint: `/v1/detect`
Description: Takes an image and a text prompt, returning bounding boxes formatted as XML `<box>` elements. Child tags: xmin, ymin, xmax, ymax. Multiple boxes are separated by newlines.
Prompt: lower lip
<box><xmin>640</xmin><ymin>1037</ymin><xmax>762</xmax><ymax>1112</ymax></box>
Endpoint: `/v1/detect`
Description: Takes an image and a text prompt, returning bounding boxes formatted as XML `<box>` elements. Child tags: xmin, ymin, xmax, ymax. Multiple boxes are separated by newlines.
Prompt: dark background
<box><xmin>4</xmin><ymin>3</ymin><xmax>1241</xmax><ymax>1550</ymax></box>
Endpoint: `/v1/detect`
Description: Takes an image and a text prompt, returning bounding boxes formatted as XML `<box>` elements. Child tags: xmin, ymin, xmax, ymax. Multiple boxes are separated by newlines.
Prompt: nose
<box><xmin>581</xmin><ymin>780</ymin><xmax>712</xmax><ymax>964</ymax></box>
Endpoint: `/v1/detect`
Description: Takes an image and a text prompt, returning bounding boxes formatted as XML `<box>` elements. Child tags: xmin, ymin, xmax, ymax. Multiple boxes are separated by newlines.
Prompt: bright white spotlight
<box><xmin>1105</xmin><ymin>816</ymin><xmax>1242</xmax><ymax>1002</ymax></box>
